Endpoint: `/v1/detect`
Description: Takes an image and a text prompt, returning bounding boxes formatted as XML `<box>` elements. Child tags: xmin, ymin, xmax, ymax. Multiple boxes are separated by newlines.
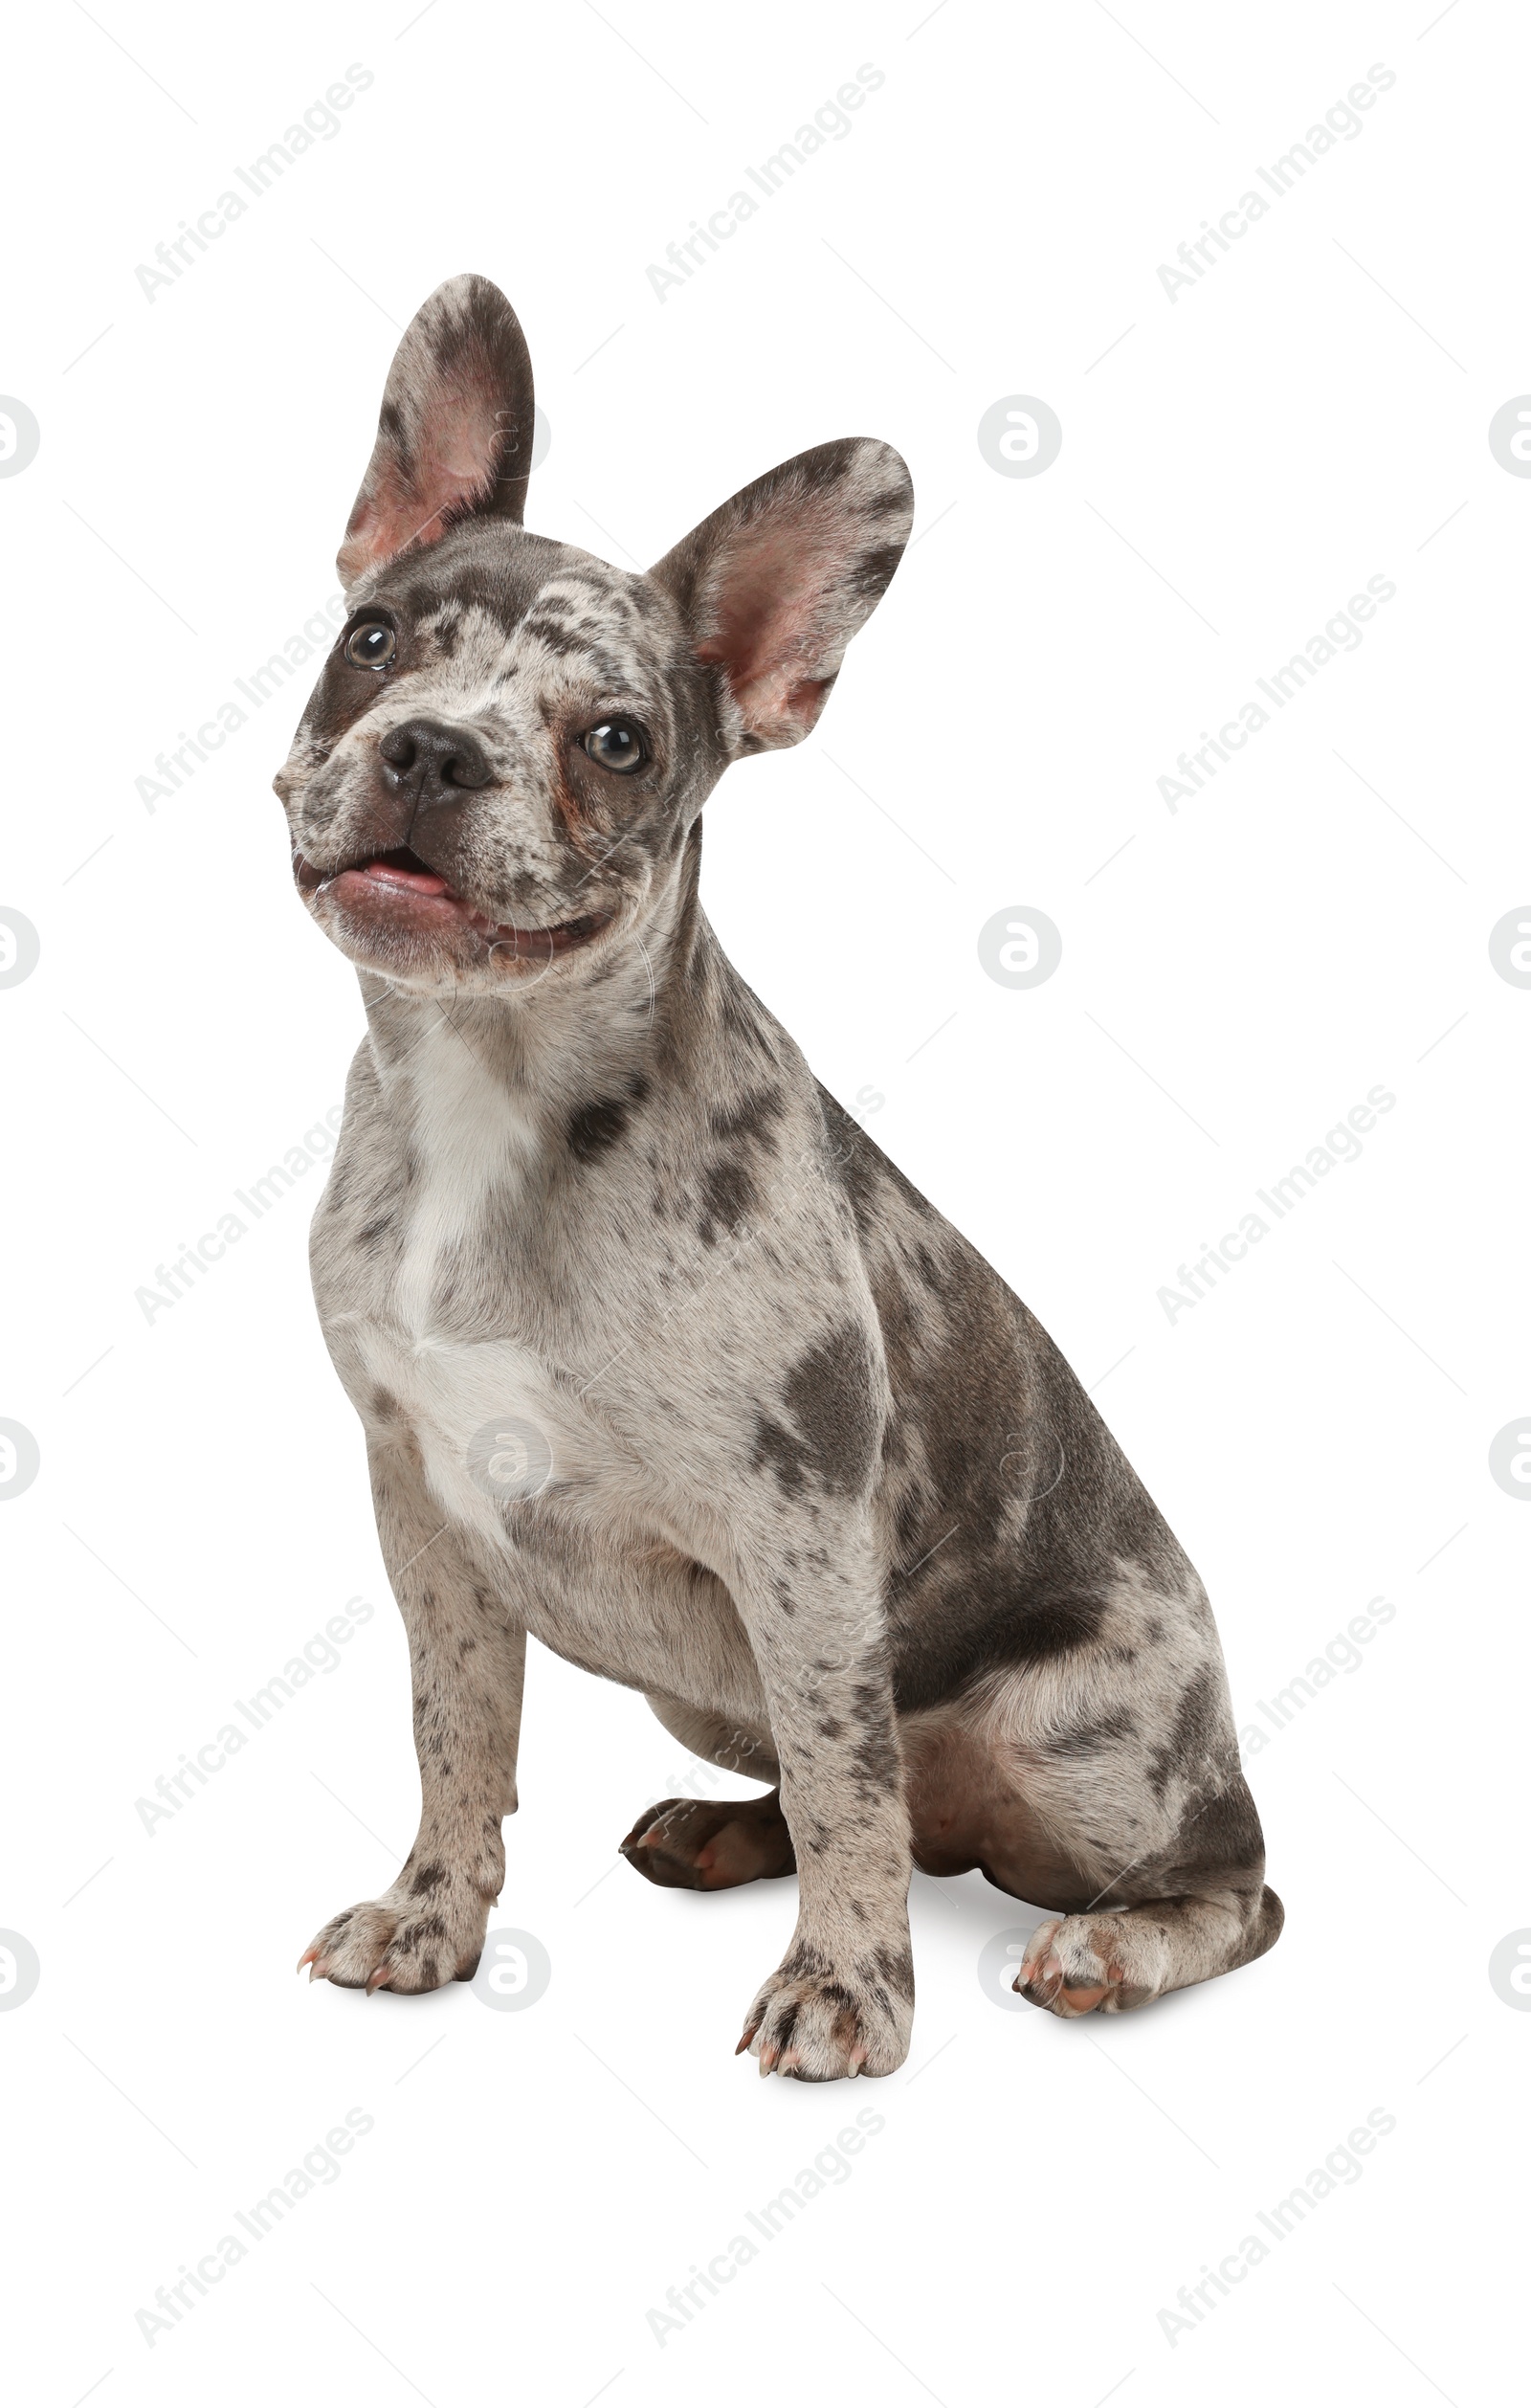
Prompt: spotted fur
<box><xmin>280</xmin><ymin>277</ymin><xmax>1280</xmax><ymax>2075</ymax></box>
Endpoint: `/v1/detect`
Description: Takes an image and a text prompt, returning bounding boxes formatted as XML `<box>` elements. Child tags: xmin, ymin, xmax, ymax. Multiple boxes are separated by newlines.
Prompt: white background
<box><xmin>1</xmin><ymin>2</ymin><xmax>1524</xmax><ymax>2400</ymax></box>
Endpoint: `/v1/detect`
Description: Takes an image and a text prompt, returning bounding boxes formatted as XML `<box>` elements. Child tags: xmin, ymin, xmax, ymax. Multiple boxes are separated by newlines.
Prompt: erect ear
<box><xmin>337</xmin><ymin>274</ymin><xmax>535</xmax><ymax>588</ymax></box>
<box><xmin>649</xmin><ymin>437</ymin><xmax>914</xmax><ymax>751</ymax></box>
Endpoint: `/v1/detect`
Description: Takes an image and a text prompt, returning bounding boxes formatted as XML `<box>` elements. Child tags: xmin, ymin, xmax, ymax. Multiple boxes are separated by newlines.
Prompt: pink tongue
<box><xmin>365</xmin><ymin>858</ymin><xmax>451</xmax><ymax>897</ymax></box>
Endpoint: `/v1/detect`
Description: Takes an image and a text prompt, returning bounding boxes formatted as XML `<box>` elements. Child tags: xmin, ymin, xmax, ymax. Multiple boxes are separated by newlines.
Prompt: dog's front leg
<box><xmin>734</xmin><ymin>1522</ymin><xmax>914</xmax><ymax>2080</ymax></box>
<box><xmin>301</xmin><ymin>1434</ymin><xmax>523</xmax><ymax>1995</ymax></box>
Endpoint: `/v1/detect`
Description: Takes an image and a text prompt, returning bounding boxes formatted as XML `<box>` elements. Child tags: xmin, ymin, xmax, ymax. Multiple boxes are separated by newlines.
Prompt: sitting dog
<box><xmin>277</xmin><ymin>275</ymin><xmax>1280</xmax><ymax>2080</ymax></box>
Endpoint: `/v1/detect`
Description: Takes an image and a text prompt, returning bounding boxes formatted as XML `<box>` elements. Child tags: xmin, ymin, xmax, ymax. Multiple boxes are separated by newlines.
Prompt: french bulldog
<box><xmin>276</xmin><ymin>274</ymin><xmax>1280</xmax><ymax>2080</ymax></box>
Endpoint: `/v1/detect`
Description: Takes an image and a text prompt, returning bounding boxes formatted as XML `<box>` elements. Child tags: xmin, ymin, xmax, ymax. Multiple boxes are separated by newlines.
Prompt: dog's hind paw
<box><xmin>619</xmin><ymin>1792</ymin><xmax>795</xmax><ymax>1890</ymax></box>
<box><xmin>1012</xmin><ymin>1913</ymin><xmax>1169</xmax><ymax>2017</ymax></box>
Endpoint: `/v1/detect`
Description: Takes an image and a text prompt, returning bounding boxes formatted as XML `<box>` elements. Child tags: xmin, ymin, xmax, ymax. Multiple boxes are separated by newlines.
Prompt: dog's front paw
<box><xmin>738</xmin><ymin>1939</ymin><xmax>913</xmax><ymax>2081</ymax></box>
<box><xmin>299</xmin><ymin>1887</ymin><xmax>490</xmax><ymax>1996</ymax></box>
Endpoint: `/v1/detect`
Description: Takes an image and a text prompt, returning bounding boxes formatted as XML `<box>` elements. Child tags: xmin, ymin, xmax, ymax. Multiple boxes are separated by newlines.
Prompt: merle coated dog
<box><xmin>277</xmin><ymin>275</ymin><xmax>1280</xmax><ymax>2080</ymax></box>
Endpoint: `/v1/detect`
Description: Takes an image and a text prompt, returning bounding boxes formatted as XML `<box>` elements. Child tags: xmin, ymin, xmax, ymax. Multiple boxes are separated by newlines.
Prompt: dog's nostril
<box><xmin>379</xmin><ymin>717</ymin><xmax>492</xmax><ymax>792</ymax></box>
<box><xmin>379</xmin><ymin>725</ymin><xmax>419</xmax><ymax>771</ymax></box>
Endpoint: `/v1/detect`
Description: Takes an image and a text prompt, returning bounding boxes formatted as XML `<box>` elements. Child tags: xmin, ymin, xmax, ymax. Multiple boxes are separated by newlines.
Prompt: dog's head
<box><xmin>275</xmin><ymin>274</ymin><xmax>914</xmax><ymax>996</ymax></box>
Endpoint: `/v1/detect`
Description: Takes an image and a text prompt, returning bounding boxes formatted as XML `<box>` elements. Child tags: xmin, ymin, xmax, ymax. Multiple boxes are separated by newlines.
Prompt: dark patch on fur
<box><xmin>698</xmin><ymin>1153</ymin><xmax>757</xmax><ymax>1246</ymax></box>
<box><xmin>718</xmin><ymin>977</ymin><xmax>781</xmax><ymax>1063</ymax></box>
<box><xmin>849</xmin><ymin>1723</ymin><xmax>901</xmax><ymax>1795</ymax></box>
<box><xmin>568</xmin><ymin>1077</ymin><xmax>649</xmax><ymax>1165</ymax></box>
<box><xmin>709</xmin><ymin>1088</ymin><xmax>786</xmax><ymax>1147</ymax></box>
<box><xmin>1147</xmin><ymin>1664</ymin><xmax>1223</xmax><ymax>1801</ymax></box>
<box><xmin>871</xmin><ymin>1941</ymin><xmax>915</xmax><ymax>1997</ymax></box>
<box><xmin>779</xmin><ymin>1939</ymin><xmax>832</xmax><ymax>1983</ymax></box>
<box><xmin>1047</xmin><ymin>1704</ymin><xmax>1138</xmax><ymax>1756</ymax></box>
<box><xmin>751</xmin><ymin>1324</ymin><xmax>880</xmax><ymax>1497</ymax></box>
<box><xmin>692</xmin><ymin>1080</ymin><xmax>788</xmax><ymax>1244</ymax></box>
<box><xmin>1164</xmin><ymin>1772</ymin><xmax>1266</xmax><ymax>1884</ymax></box>
<box><xmin>771</xmin><ymin>1999</ymin><xmax>802</xmax><ymax>2052</ymax></box>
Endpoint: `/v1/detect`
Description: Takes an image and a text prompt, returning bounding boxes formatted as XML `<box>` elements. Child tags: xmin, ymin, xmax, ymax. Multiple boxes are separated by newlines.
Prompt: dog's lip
<box><xmin>294</xmin><ymin>847</ymin><xmax>610</xmax><ymax>955</ymax></box>
<box><xmin>354</xmin><ymin>850</ymin><xmax>453</xmax><ymax>899</ymax></box>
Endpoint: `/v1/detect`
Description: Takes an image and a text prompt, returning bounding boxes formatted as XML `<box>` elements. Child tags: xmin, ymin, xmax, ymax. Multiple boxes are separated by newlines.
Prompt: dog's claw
<box><xmin>1015</xmin><ymin>1947</ymin><xmax>1064</xmax><ymax>2003</ymax></box>
<box><xmin>366</xmin><ymin>1967</ymin><xmax>392</xmax><ymax>1996</ymax></box>
<box><xmin>297</xmin><ymin>1948</ymin><xmax>319</xmax><ymax>1974</ymax></box>
<box><xmin>735</xmin><ymin>2026</ymin><xmax>758</xmax><ymax>2056</ymax></box>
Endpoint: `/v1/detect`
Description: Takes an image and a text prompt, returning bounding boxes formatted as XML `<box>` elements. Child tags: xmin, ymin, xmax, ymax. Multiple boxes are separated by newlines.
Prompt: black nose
<box><xmin>378</xmin><ymin>717</ymin><xmax>492</xmax><ymax>801</ymax></box>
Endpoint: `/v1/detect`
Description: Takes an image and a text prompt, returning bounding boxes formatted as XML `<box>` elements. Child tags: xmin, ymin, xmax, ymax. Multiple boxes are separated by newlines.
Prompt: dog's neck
<box><xmin>356</xmin><ymin>823</ymin><xmax>715</xmax><ymax>1125</ymax></box>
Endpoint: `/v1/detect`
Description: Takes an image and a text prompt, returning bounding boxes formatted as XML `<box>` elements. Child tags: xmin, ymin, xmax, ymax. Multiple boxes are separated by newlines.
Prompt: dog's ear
<box><xmin>337</xmin><ymin>274</ymin><xmax>535</xmax><ymax>587</ymax></box>
<box><xmin>649</xmin><ymin>438</ymin><xmax>913</xmax><ymax>751</ymax></box>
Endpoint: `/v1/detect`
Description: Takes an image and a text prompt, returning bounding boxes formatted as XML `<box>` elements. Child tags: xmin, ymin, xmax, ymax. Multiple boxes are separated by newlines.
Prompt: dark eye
<box><xmin>344</xmin><ymin>620</ymin><xmax>396</xmax><ymax>670</ymax></box>
<box><xmin>582</xmin><ymin>720</ymin><xmax>647</xmax><ymax>774</ymax></box>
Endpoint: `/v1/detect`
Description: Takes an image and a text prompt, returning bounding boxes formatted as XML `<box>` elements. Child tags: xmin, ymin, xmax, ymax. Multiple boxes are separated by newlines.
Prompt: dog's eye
<box><xmin>344</xmin><ymin>621</ymin><xmax>396</xmax><ymax>670</ymax></box>
<box><xmin>583</xmin><ymin>720</ymin><xmax>647</xmax><ymax>774</ymax></box>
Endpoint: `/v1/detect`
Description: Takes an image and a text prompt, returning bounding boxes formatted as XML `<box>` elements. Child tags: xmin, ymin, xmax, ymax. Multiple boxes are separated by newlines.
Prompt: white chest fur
<box><xmin>355</xmin><ymin>1022</ymin><xmax>629</xmax><ymax>1547</ymax></box>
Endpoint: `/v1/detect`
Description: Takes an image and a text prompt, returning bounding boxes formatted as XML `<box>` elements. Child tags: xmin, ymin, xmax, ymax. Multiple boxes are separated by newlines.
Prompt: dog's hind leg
<box><xmin>998</xmin><ymin>1661</ymin><xmax>1284</xmax><ymax>2017</ymax></box>
<box><xmin>990</xmin><ymin>1703</ymin><xmax>1283</xmax><ymax>2017</ymax></box>
<box><xmin>908</xmin><ymin>1569</ymin><xmax>1284</xmax><ymax>2018</ymax></box>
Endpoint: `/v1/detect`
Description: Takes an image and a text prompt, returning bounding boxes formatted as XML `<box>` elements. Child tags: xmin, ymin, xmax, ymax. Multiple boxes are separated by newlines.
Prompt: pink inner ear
<box><xmin>696</xmin><ymin>512</ymin><xmax>850</xmax><ymax>737</ymax></box>
<box><xmin>346</xmin><ymin>372</ymin><xmax>515</xmax><ymax>574</ymax></box>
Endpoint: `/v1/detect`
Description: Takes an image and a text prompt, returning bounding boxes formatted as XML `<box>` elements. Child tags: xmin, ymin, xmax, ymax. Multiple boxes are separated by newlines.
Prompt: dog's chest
<box><xmin>348</xmin><ymin>1039</ymin><xmax>635</xmax><ymax>1540</ymax></box>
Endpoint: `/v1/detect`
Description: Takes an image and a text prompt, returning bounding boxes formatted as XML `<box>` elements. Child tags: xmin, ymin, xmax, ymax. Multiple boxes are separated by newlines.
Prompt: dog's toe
<box><xmin>1013</xmin><ymin>1915</ymin><xmax>1168</xmax><ymax>2017</ymax></box>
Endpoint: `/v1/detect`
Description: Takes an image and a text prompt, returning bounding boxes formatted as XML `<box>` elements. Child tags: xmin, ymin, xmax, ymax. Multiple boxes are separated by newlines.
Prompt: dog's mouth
<box><xmin>294</xmin><ymin>846</ymin><xmax>610</xmax><ymax>959</ymax></box>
